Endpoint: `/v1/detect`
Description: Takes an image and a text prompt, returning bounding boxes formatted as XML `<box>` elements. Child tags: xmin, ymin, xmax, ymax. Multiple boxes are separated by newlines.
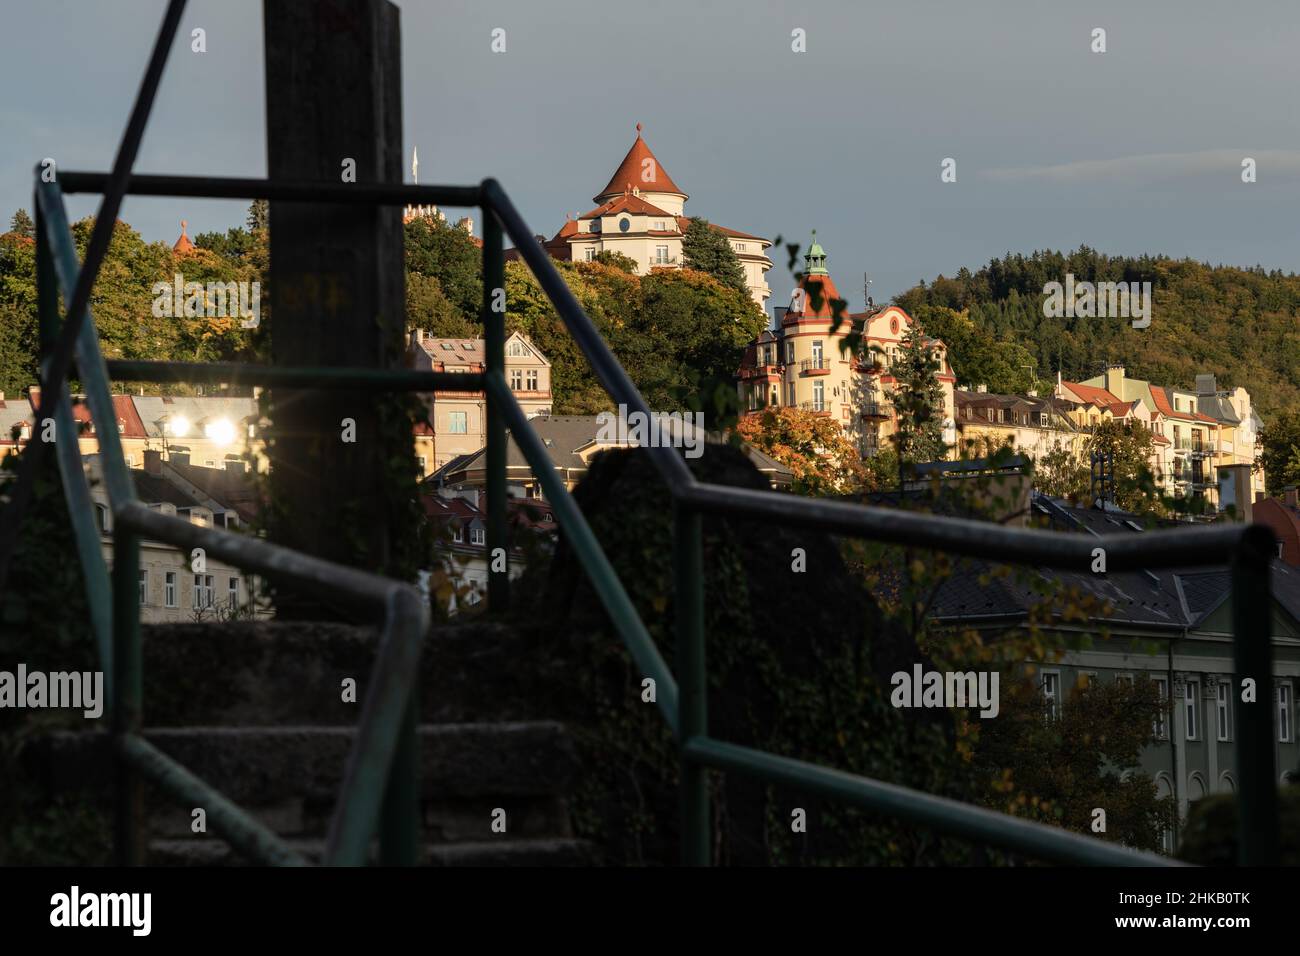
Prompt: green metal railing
<box><xmin>3</xmin><ymin>0</ymin><xmax>1282</xmax><ymax>867</ymax></box>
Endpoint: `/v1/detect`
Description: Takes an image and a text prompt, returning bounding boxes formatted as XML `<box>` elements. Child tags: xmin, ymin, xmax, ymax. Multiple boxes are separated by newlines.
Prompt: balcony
<box><xmin>861</xmin><ymin>402</ymin><xmax>893</xmax><ymax>419</ymax></box>
<box><xmin>799</xmin><ymin>358</ymin><xmax>832</xmax><ymax>376</ymax></box>
<box><xmin>738</xmin><ymin>364</ymin><xmax>781</xmax><ymax>381</ymax></box>
<box><xmin>797</xmin><ymin>401</ymin><xmax>831</xmax><ymax>417</ymax></box>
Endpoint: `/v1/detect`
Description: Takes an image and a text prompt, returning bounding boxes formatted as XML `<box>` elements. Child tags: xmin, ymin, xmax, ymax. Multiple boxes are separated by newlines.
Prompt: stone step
<box><xmin>148</xmin><ymin>836</ymin><xmax>598</xmax><ymax>867</ymax></box>
<box><xmin>140</xmin><ymin>618</ymin><xmax>553</xmax><ymax>726</ymax></box>
<box><xmin>31</xmin><ymin>721</ymin><xmax>579</xmax><ymax>807</ymax></box>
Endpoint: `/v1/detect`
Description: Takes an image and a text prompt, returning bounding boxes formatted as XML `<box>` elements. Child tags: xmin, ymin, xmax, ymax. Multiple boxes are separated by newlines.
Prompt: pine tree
<box><xmin>890</xmin><ymin>327</ymin><xmax>948</xmax><ymax>472</ymax></box>
<box><xmin>680</xmin><ymin>217</ymin><xmax>746</xmax><ymax>294</ymax></box>
<box><xmin>9</xmin><ymin>209</ymin><xmax>34</xmax><ymax>238</ymax></box>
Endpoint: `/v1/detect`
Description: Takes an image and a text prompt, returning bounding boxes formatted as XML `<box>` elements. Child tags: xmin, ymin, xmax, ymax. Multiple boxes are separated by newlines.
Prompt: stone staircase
<box><xmin>27</xmin><ymin>619</ymin><xmax>596</xmax><ymax>866</ymax></box>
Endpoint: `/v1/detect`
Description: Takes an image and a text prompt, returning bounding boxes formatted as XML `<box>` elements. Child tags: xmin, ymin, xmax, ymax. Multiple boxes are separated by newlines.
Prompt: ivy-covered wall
<box><xmin>518</xmin><ymin>444</ymin><xmax>984</xmax><ymax>865</ymax></box>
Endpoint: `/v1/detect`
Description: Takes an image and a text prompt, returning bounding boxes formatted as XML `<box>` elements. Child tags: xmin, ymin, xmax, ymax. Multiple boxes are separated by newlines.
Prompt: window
<box><xmin>193</xmin><ymin>574</ymin><xmax>214</xmax><ymax>609</ymax></box>
<box><xmin>655</xmin><ymin>245</ymin><xmax>669</xmax><ymax>264</ymax></box>
<box><xmin>165</xmin><ymin>572</ymin><xmax>177</xmax><ymax>608</ymax></box>
<box><xmin>1153</xmin><ymin>677</ymin><xmax>1169</xmax><ymax>738</ymax></box>
<box><xmin>138</xmin><ymin>570</ymin><xmax>149</xmax><ymax>606</ymax></box>
<box><xmin>1039</xmin><ymin>412</ymin><xmax>1048</xmax><ymax>427</ymax></box>
<box><xmin>812</xmin><ymin>340</ymin><xmax>823</xmax><ymax>366</ymax></box>
<box><xmin>1115</xmin><ymin>673</ymin><xmax>1134</xmax><ymax>687</ymax></box>
<box><xmin>1280</xmin><ymin>685</ymin><xmax>1294</xmax><ymax>743</ymax></box>
<box><xmin>228</xmin><ymin>576</ymin><xmax>240</xmax><ymax>609</ymax></box>
<box><xmin>526</xmin><ymin>370</ymin><xmax>538</xmax><ymax>391</ymax></box>
<box><xmin>416</xmin><ymin>456</ymin><xmax>426</xmax><ymax>473</ymax></box>
<box><xmin>1041</xmin><ymin>671</ymin><xmax>1060</xmax><ymax>719</ymax></box>
<box><xmin>786</xmin><ymin>342</ymin><xmax>795</xmax><ymax>364</ymax></box>
<box><xmin>813</xmin><ymin>381</ymin><xmax>825</xmax><ymax>411</ymax></box>
<box><xmin>1216</xmin><ymin>682</ymin><xmax>1232</xmax><ymax>741</ymax></box>
<box><xmin>1079</xmin><ymin>671</ymin><xmax>1098</xmax><ymax>689</ymax></box>
<box><xmin>449</xmin><ymin>411</ymin><xmax>467</xmax><ymax>434</ymax></box>
<box><xmin>510</xmin><ymin>369</ymin><xmax>523</xmax><ymax>390</ymax></box>
<box><xmin>1185</xmin><ymin>680</ymin><xmax>1199</xmax><ymax>740</ymax></box>
<box><xmin>618</xmin><ymin>218</ymin><xmax>630</xmax><ymax>233</ymax></box>
<box><xmin>737</xmin><ymin>243</ymin><xmax>746</xmax><ymax>252</ymax></box>
<box><xmin>452</xmin><ymin>524</ymin><xmax>463</xmax><ymax>544</ymax></box>
<box><xmin>584</xmin><ymin>248</ymin><xmax>595</xmax><ymax>262</ymax></box>
<box><xmin>507</xmin><ymin>340</ymin><xmax>531</xmax><ymax>358</ymax></box>
<box><xmin>470</xmin><ymin>527</ymin><xmax>485</xmax><ymax>545</ymax></box>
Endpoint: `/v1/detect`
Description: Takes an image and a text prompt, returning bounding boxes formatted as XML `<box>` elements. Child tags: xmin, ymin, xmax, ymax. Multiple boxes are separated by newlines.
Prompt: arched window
<box><xmin>1187</xmin><ymin>772</ymin><xmax>1207</xmax><ymax>802</ymax></box>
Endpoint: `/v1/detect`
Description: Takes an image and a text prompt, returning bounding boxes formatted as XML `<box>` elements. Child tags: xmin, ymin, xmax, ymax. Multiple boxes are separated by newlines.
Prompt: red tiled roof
<box><xmin>579</xmin><ymin>194</ymin><xmax>675</xmax><ymax>220</ymax></box>
<box><xmin>786</xmin><ymin>273</ymin><xmax>847</xmax><ymax>321</ymax></box>
<box><xmin>1149</xmin><ymin>386</ymin><xmax>1219</xmax><ymax>423</ymax></box>
<box><xmin>673</xmin><ymin>216</ymin><xmax>765</xmax><ymax>244</ymax></box>
<box><xmin>1061</xmin><ymin>381</ymin><xmax>1121</xmax><ymax>407</ymax></box>
<box><xmin>596</xmin><ymin>125</ymin><xmax>685</xmax><ymax>200</ymax></box>
<box><xmin>173</xmin><ymin>219</ymin><xmax>195</xmax><ymax>255</ymax></box>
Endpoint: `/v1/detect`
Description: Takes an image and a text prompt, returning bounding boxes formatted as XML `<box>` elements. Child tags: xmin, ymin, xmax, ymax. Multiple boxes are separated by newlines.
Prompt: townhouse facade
<box><xmin>736</xmin><ymin>235</ymin><xmax>957</xmax><ymax>459</ymax></box>
<box><xmin>953</xmin><ymin>389</ymin><xmax>1085</xmax><ymax>461</ymax></box>
<box><xmin>86</xmin><ymin>451</ymin><xmax>266</xmax><ymax>624</ymax></box>
<box><xmin>407</xmin><ymin>329</ymin><xmax>553</xmax><ymax>475</ymax></box>
<box><xmin>933</xmin><ymin>493</ymin><xmax>1300</xmax><ymax>854</ymax></box>
<box><xmin>520</xmin><ymin>124</ymin><xmax>773</xmax><ymax>310</ymax></box>
<box><xmin>1069</xmin><ymin>365</ymin><xmax>1265</xmax><ymax>508</ymax></box>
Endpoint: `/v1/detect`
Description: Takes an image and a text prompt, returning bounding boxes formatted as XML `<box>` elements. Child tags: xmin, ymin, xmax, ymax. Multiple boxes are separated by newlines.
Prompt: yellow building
<box><xmin>532</xmin><ymin>124</ymin><xmax>773</xmax><ymax>310</ymax></box>
<box><xmin>408</xmin><ymin>330</ymin><xmax>553</xmax><ymax>474</ymax></box>
<box><xmin>737</xmin><ymin>235</ymin><xmax>957</xmax><ymax>459</ymax></box>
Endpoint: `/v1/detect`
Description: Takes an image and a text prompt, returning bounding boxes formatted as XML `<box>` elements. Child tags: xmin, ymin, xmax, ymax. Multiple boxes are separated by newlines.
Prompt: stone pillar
<box><xmin>263</xmin><ymin>0</ymin><xmax>408</xmax><ymax>617</ymax></box>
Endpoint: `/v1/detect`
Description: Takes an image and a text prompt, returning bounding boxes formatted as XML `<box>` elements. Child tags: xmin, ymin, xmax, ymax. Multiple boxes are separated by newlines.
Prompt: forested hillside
<box><xmin>0</xmin><ymin>206</ymin><xmax>765</xmax><ymax>418</ymax></box>
<box><xmin>894</xmin><ymin>247</ymin><xmax>1300</xmax><ymax>422</ymax></box>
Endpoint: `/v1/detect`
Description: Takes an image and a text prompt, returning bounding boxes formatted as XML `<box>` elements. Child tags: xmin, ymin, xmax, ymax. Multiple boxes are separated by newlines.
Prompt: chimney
<box><xmin>1195</xmin><ymin>373</ymin><xmax>1216</xmax><ymax>396</ymax></box>
<box><xmin>1217</xmin><ymin>463</ymin><xmax>1253</xmax><ymax>522</ymax></box>
<box><xmin>143</xmin><ymin>449</ymin><xmax>163</xmax><ymax>474</ymax></box>
<box><xmin>28</xmin><ymin>385</ymin><xmax>40</xmax><ymax>409</ymax></box>
<box><xmin>1285</xmin><ymin>485</ymin><xmax>1299</xmax><ymax>509</ymax></box>
<box><xmin>170</xmin><ymin>451</ymin><xmax>190</xmax><ymax>467</ymax></box>
<box><xmin>1104</xmin><ymin>364</ymin><xmax>1125</xmax><ymax>398</ymax></box>
<box><xmin>225</xmin><ymin>459</ymin><xmax>246</xmax><ymax>474</ymax></box>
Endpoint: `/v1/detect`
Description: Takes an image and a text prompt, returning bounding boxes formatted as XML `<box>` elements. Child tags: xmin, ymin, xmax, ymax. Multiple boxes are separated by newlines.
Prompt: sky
<box><xmin>3</xmin><ymin>0</ymin><xmax>1300</xmax><ymax>311</ymax></box>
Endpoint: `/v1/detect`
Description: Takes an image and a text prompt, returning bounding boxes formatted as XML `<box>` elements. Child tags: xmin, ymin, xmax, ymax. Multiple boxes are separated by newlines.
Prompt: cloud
<box><xmin>980</xmin><ymin>150</ymin><xmax>1300</xmax><ymax>184</ymax></box>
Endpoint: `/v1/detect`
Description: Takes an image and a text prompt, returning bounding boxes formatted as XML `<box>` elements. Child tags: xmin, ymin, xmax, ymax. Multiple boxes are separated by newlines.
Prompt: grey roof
<box><xmin>131</xmin><ymin>395</ymin><xmax>258</xmax><ymax>438</ymax></box>
<box><xmin>130</xmin><ymin>470</ymin><xmax>201</xmax><ymax>508</ymax></box>
<box><xmin>929</xmin><ymin>494</ymin><xmax>1300</xmax><ymax>632</ymax></box>
<box><xmin>1195</xmin><ymin>393</ymin><xmax>1241</xmax><ymax>425</ymax></box>
<box><xmin>429</xmin><ymin>415</ymin><xmax>793</xmax><ymax>484</ymax></box>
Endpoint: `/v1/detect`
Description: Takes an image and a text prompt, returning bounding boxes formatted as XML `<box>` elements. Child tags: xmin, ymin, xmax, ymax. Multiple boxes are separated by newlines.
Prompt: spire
<box><xmin>804</xmin><ymin>230</ymin><xmax>828</xmax><ymax>275</ymax></box>
<box><xmin>173</xmin><ymin>219</ymin><xmax>194</xmax><ymax>255</ymax></box>
<box><xmin>595</xmin><ymin>123</ymin><xmax>685</xmax><ymax>202</ymax></box>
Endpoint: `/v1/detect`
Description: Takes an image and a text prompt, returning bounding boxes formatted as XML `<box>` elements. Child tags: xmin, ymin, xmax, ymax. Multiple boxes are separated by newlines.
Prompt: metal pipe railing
<box><xmin>26</xmin><ymin>146</ymin><xmax>1282</xmax><ymax>867</ymax></box>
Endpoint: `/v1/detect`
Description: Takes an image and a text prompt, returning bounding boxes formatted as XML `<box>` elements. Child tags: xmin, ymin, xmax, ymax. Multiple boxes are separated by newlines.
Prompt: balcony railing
<box><xmin>861</xmin><ymin>402</ymin><xmax>893</xmax><ymax>419</ymax></box>
<box><xmin>799</xmin><ymin>357</ymin><xmax>831</xmax><ymax>375</ymax></box>
<box><xmin>797</xmin><ymin>401</ymin><xmax>830</xmax><ymax>415</ymax></box>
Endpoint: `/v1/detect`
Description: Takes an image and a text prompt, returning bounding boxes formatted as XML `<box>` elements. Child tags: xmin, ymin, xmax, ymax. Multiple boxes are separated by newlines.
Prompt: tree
<box><xmin>246</xmin><ymin>199</ymin><xmax>269</xmax><ymax>233</ymax></box>
<box><xmin>1259</xmin><ymin>411</ymin><xmax>1300</xmax><ymax>495</ymax></box>
<box><xmin>1033</xmin><ymin>441</ymin><xmax>1089</xmax><ymax>499</ymax></box>
<box><xmin>407</xmin><ymin>273</ymin><xmax>476</xmax><ymax>339</ymax></box>
<box><xmin>888</xmin><ymin>326</ymin><xmax>948</xmax><ymax>472</ymax></box>
<box><xmin>593</xmin><ymin>250</ymin><xmax>638</xmax><ymax>274</ymax></box>
<box><xmin>680</xmin><ymin>217</ymin><xmax>747</xmax><ymax>294</ymax></box>
<box><xmin>404</xmin><ymin>215</ymin><xmax>482</xmax><ymax>324</ymax></box>
<box><xmin>1085</xmin><ymin>419</ymin><xmax>1160</xmax><ymax>513</ymax></box>
<box><xmin>9</xmin><ymin>209</ymin><xmax>34</xmax><ymax>239</ymax></box>
<box><xmin>735</xmin><ymin>406</ymin><xmax>866</xmax><ymax>495</ymax></box>
<box><xmin>974</xmin><ymin>673</ymin><xmax>1175</xmax><ymax>853</ymax></box>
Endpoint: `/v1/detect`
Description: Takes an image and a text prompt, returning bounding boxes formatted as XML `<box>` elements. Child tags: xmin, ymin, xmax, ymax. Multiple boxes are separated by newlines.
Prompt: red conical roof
<box><xmin>595</xmin><ymin>123</ymin><xmax>685</xmax><ymax>201</ymax></box>
<box><xmin>173</xmin><ymin>219</ymin><xmax>194</xmax><ymax>255</ymax></box>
